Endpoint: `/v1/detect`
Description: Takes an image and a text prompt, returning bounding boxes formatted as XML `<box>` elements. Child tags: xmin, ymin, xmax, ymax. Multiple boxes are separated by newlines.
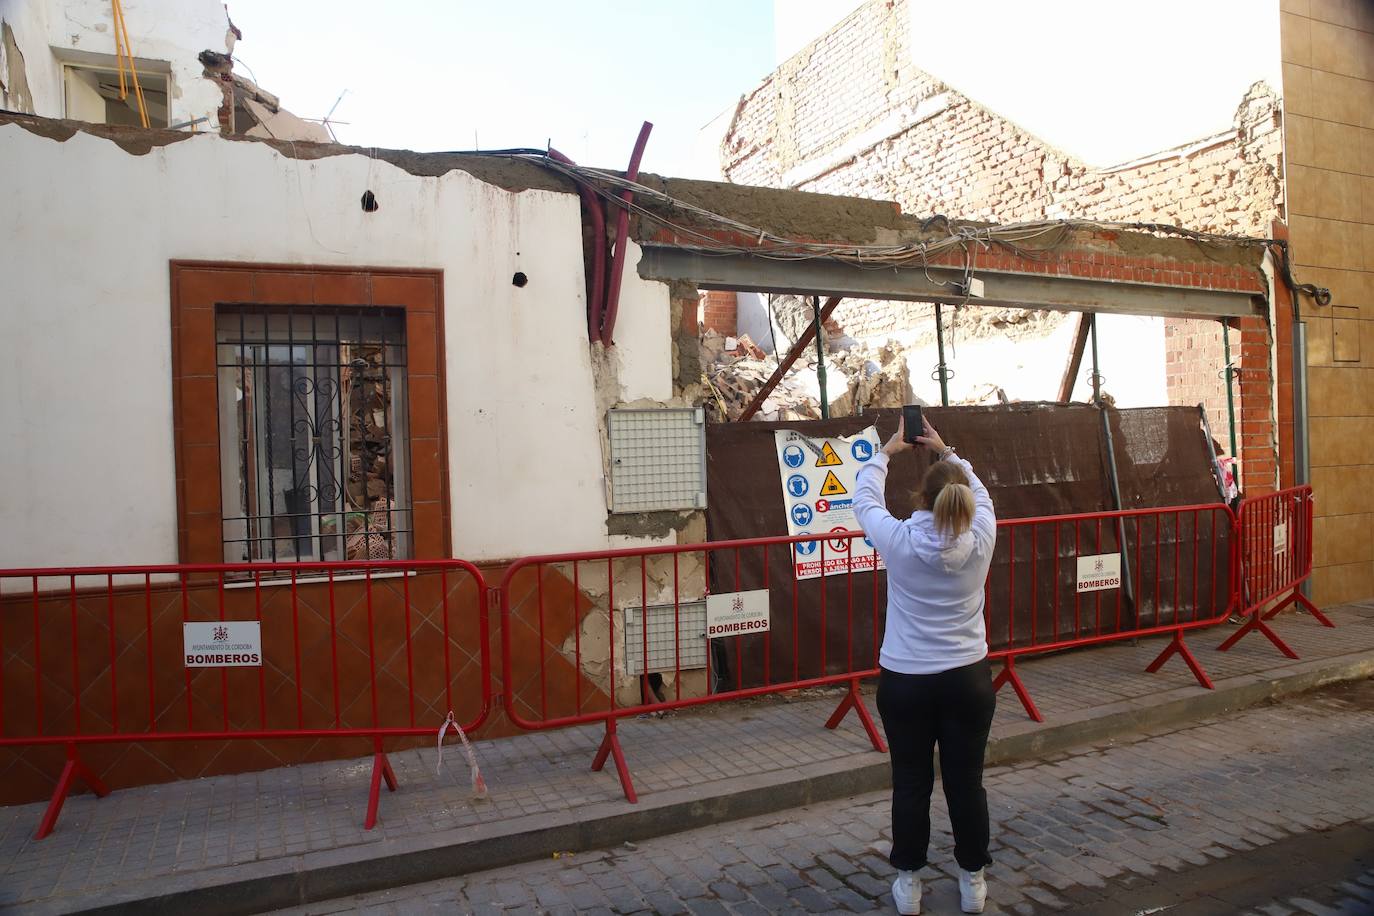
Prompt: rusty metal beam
<box><xmin>738</xmin><ymin>296</ymin><xmax>842</xmax><ymax>421</ymax></box>
<box><xmin>1057</xmin><ymin>313</ymin><xmax>1092</xmax><ymax>402</ymax></box>
<box><xmin>639</xmin><ymin>246</ymin><xmax>1262</xmax><ymax>321</ymax></box>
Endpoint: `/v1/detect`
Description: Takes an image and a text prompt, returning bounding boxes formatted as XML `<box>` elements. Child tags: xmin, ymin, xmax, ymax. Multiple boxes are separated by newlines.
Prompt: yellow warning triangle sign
<box><xmin>815</xmin><ymin>441</ymin><xmax>843</xmax><ymax>467</ymax></box>
<box><xmin>820</xmin><ymin>470</ymin><xmax>848</xmax><ymax>496</ymax></box>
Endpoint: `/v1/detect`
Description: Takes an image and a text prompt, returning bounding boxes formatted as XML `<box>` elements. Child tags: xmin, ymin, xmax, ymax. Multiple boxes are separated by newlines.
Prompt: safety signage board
<box><xmin>706</xmin><ymin>589</ymin><xmax>771</xmax><ymax>638</ymax></box>
<box><xmin>184</xmin><ymin>622</ymin><xmax>262</xmax><ymax>667</ymax></box>
<box><xmin>1076</xmin><ymin>553</ymin><xmax>1122</xmax><ymax>593</ymax></box>
<box><xmin>1273</xmin><ymin>522</ymin><xmax>1288</xmax><ymax>555</ymax></box>
<box><xmin>775</xmin><ymin>427</ymin><xmax>884</xmax><ymax>580</ymax></box>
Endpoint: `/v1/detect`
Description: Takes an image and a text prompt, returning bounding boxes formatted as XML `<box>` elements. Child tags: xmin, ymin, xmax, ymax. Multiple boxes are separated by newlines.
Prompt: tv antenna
<box><xmin>304</xmin><ymin>89</ymin><xmax>351</xmax><ymax>142</ymax></box>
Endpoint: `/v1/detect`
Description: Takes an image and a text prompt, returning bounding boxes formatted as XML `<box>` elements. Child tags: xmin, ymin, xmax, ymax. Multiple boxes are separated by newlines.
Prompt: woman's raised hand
<box><xmin>914</xmin><ymin>418</ymin><xmax>947</xmax><ymax>454</ymax></box>
<box><xmin>881</xmin><ymin>416</ymin><xmax>914</xmax><ymax>457</ymax></box>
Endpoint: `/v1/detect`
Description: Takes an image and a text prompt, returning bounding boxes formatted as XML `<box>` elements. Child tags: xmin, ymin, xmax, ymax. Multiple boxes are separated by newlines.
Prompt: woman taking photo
<box><xmin>854</xmin><ymin>415</ymin><xmax>997</xmax><ymax>915</ymax></box>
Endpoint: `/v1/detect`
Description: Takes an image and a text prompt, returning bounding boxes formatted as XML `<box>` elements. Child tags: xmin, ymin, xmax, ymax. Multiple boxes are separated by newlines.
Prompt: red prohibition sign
<box><xmin>828</xmin><ymin>526</ymin><xmax>850</xmax><ymax>552</ymax></box>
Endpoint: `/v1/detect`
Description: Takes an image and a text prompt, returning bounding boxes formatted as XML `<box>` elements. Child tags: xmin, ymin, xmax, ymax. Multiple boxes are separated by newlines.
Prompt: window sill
<box><xmin>222</xmin><ymin>570</ymin><xmax>418</xmax><ymax>590</ymax></box>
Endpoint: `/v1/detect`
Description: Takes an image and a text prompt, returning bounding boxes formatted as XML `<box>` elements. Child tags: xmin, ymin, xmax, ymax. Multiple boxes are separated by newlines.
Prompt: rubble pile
<box><xmin>955</xmin><ymin>306</ymin><xmax>1065</xmax><ymax>340</ymax></box>
<box><xmin>702</xmin><ymin>331</ymin><xmax>915</xmax><ymax>423</ymax></box>
<box><xmin>828</xmin><ymin>342</ymin><xmax>917</xmax><ymax>417</ymax></box>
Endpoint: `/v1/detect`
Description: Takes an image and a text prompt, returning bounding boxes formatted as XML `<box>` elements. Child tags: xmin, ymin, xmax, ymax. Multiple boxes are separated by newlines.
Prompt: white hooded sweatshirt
<box><xmin>853</xmin><ymin>451</ymin><xmax>996</xmax><ymax>675</ymax></box>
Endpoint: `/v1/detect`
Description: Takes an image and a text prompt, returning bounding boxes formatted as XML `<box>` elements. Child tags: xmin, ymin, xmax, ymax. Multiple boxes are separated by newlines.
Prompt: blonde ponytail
<box><xmin>932</xmin><ymin>483</ymin><xmax>975</xmax><ymax>538</ymax></box>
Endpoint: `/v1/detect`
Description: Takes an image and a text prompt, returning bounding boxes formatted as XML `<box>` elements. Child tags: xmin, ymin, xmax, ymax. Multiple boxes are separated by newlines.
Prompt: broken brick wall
<box><xmin>700</xmin><ymin>288</ymin><xmax>739</xmax><ymax>337</ymax></box>
<box><xmin>718</xmin><ymin>0</ymin><xmax>1284</xmax><ymax>493</ymax></box>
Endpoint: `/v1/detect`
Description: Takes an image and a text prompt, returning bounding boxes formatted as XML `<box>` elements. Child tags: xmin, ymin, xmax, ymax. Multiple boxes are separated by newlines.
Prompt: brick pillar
<box><xmin>701</xmin><ymin>290</ymin><xmax>738</xmax><ymax>336</ymax></box>
<box><xmin>1236</xmin><ymin>314</ymin><xmax>1278</xmax><ymax>497</ymax></box>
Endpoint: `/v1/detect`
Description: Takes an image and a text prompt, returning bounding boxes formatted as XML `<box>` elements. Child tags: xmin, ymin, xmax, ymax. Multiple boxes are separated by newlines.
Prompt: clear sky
<box><xmin>225</xmin><ymin>1</ymin><xmax>1281</xmax><ymax>182</ymax></box>
<box><xmin>900</xmin><ymin>0</ymin><xmax>1281</xmax><ymax>167</ymax></box>
<box><xmin>224</xmin><ymin>0</ymin><xmax>776</xmax><ymax>178</ymax></box>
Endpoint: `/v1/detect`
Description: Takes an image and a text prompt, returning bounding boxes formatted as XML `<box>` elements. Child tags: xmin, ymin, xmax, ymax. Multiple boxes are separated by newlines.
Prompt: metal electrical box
<box><xmin>606</xmin><ymin>407</ymin><xmax>707</xmax><ymax>513</ymax></box>
<box><xmin>622</xmin><ymin>600</ymin><xmax>708</xmax><ymax>676</ymax></box>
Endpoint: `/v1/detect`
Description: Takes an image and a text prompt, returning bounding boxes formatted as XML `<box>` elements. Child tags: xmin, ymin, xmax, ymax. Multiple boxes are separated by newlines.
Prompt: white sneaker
<box><xmin>892</xmin><ymin>870</ymin><xmax>921</xmax><ymax>915</ymax></box>
<box><xmin>959</xmin><ymin>867</ymin><xmax>987</xmax><ymax>913</ymax></box>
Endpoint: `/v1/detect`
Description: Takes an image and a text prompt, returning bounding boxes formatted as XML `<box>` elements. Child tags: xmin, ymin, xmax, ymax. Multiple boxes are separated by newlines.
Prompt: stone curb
<box><xmin>27</xmin><ymin>646</ymin><xmax>1374</xmax><ymax>915</ymax></box>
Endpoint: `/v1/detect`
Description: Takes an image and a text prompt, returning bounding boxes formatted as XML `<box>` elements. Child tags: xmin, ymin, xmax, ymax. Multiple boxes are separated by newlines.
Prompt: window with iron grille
<box><xmin>215</xmin><ymin>307</ymin><xmax>412</xmax><ymax>564</ymax></box>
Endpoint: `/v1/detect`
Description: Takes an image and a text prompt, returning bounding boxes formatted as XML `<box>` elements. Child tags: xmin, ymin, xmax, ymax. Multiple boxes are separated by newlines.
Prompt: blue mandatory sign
<box><xmin>851</xmin><ymin>439</ymin><xmax>875</xmax><ymax>462</ymax></box>
<box><xmin>782</xmin><ymin>444</ymin><xmax>806</xmax><ymax>469</ymax></box>
<box><xmin>791</xmin><ymin>503</ymin><xmax>814</xmax><ymax>527</ymax></box>
<box><xmin>794</xmin><ymin>533</ymin><xmax>818</xmax><ymax>556</ymax></box>
<box><xmin>786</xmin><ymin>474</ymin><xmax>809</xmax><ymax>498</ymax></box>
<box><xmin>863</xmin><ymin>536</ymin><xmax>875</xmax><ymax>549</ymax></box>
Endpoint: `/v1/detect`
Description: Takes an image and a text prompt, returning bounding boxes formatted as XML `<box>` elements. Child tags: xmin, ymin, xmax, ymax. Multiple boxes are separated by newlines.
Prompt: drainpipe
<box><xmin>1292</xmin><ymin>289</ymin><xmax>1312</xmax><ymax>600</ymax></box>
<box><xmin>1294</xmin><ymin>322</ymin><xmax>1310</xmax><ymax>487</ymax></box>
<box><xmin>600</xmin><ymin>121</ymin><xmax>654</xmax><ymax>347</ymax></box>
<box><xmin>547</xmin><ymin>148</ymin><xmax>607</xmax><ymax>343</ymax></box>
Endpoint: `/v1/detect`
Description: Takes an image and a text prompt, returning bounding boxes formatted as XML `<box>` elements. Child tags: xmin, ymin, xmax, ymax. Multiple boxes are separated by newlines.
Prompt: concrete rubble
<box><xmin>701</xmin><ymin>329</ymin><xmax>917</xmax><ymax>422</ymax></box>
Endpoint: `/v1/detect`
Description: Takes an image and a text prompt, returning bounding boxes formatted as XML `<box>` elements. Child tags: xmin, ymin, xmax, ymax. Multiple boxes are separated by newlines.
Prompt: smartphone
<box><xmin>902</xmin><ymin>404</ymin><xmax>923</xmax><ymax>444</ymax></box>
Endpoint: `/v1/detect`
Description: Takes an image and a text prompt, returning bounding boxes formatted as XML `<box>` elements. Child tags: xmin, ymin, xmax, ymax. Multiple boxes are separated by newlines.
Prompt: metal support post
<box><xmin>1098</xmin><ymin>402</ymin><xmax>1137</xmax><ymax>621</ymax></box>
<box><xmin>934</xmin><ymin>302</ymin><xmax>950</xmax><ymax>407</ymax></box>
<box><xmin>1222</xmin><ymin>320</ymin><xmax>1238</xmax><ymax>464</ymax></box>
<box><xmin>813</xmin><ymin>295</ymin><xmax>829</xmax><ymax>419</ymax></box>
<box><xmin>1091</xmin><ymin>313</ymin><xmax>1136</xmax><ymax>625</ymax></box>
<box><xmin>1089</xmin><ymin>313</ymin><xmax>1102</xmax><ymax>403</ymax></box>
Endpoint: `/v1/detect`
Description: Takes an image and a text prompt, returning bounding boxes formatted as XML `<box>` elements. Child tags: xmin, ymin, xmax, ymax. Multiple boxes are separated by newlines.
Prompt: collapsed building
<box><xmin>699</xmin><ymin>0</ymin><xmax>1288</xmax><ymax>478</ymax></box>
<box><xmin>0</xmin><ymin>105</ymin><xmax>1302</xmax><ymax>800</ymax></box>
<box><xmin>0</xmin><ymin>0</ymin><xmax>1360</xmax><ymax>806</ymax></box>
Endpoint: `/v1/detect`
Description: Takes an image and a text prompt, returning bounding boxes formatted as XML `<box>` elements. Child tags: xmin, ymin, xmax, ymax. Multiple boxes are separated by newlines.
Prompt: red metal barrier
<box><xmin>1218</xmin><ymin>485</ymin><xmax>1331</xmax><ymax>658</ymax></box>
<box><xmin>499</xmin><ymin>531</ymin><xmax>887</xmax><ymax>803</ymax></box>
<box><xmin>2</xmin><ymin>494</ymin><xmax>1327</xmax><ymax>829</ymax></box>
<box><xmin>0</xmin><ymin>559</ymin><xmax>490</xmax><ymax>838</ymax></box>
<box><xmin>984</xmin><ymin>502</ymin><xmax>1239</xmax><ymax>722</ymax></box>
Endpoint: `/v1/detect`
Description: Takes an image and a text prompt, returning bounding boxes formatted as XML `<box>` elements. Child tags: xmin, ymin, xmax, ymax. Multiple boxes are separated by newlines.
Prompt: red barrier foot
<box><xmin>36</xmin><ymin>743</ymin><xmax>109</xmax><ymax>840</ymax></box>
<box><xmin>1260</xmin><ymin>591</ymin><xmax>1297</xmax><ymax>622</ymax></box>
<box><xmin>992</xmin><ymin>657</ymin><xmax>1043</xmax><ymax>723</ymax></box>
<box><xmin>1290</xmin><ymin>591</ymin><xmax>1336</xmax><ymax>628</ymax></box>
<box><xmin>824</xmin><ymin>678</ymin><xmax>887</xmax><ymax>753</ymax></box>
<box><xmin>592</xmin><ymin>718</ymin><xmax>638</xmax><ymax>803</ymax></box>
<box><xmin>1146</xmin><ymin>630</ymin><xmax>1214</xmax><ymax>690</ymax></box>
<box><xmin>364</xmin><ymin>742</ymin><xmax>398</xmax><ymax>830</ymax></box>
<box><xmin>1217</xmin><ymin>610</ymin><xmax>1299</xmax><ymax>660</ymax></box>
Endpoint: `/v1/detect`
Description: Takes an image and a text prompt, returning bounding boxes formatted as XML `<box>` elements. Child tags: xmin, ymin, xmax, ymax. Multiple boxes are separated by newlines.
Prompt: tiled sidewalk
<box><xmin>3</xmin><ymin>604</ymin><xmax>1372</xmax><ymax>914</ymax></box>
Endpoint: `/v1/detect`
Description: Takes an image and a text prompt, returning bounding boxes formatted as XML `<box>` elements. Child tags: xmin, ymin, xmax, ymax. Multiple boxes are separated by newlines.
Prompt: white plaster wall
<box><xmin>0</xmin><ymin>1</ymin><xmax>56</xmax><ymax>112</ymax></box>
<box><xmin>0</xmin><ymin>123</ymin><xmax>675</xmax><ymax>567</ymax></box>
<box><xmin>0</xmin><ymin>0</ymin><xmax>229</xmax><ymax>126</ymax></box>
<box><xmin>736</xmin><ymin>293</ymin><xmax>775</xmax><ymax>354</ymax></box>
<box><xmin>607</xmin><ymin>240</ymin><xmax>673</xmax><ymax>404</ymax></box>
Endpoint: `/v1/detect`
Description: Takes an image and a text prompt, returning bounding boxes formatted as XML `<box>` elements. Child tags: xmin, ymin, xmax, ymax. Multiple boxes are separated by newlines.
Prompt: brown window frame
<box><xmin>170</xmin><ymin>262</ymin><xmax>450</xmax><ymax>564</ymax></box>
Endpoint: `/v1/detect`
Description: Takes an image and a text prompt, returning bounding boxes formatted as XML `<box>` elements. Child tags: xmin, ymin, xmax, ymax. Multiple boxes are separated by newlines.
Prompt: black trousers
<box><xmin>876</xmin><ymin>659</ymin><xmax>996</xmax><ymax>872</ymax></box>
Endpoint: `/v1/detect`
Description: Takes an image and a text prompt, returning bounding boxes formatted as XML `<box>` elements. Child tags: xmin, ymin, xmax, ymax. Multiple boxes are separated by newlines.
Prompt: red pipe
<box><xmin>547</xmin><ymin>147</ymin><xmax>608</xmax><ymax>342</ymax></box>
<box><xmin>600</xmin><ymin>121</ymin><xmax>653</xmax><ymax>347</ymax></box>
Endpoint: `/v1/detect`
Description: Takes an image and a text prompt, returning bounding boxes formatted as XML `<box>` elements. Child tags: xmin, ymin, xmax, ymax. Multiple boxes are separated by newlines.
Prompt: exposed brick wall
<box><xmin>718</xmin><ymin>0</ymin><xmax>1284</xmax><ymax>494</ymax></box>
<box><xmin>1166</xmin><ymin>318</ymin><xmax>1235</xmax><ymax>454</ymax></box>
<box><xmin>700</xmin><ymin>289</ymin><xmax>738</xmax><ymax>336</ymax></box>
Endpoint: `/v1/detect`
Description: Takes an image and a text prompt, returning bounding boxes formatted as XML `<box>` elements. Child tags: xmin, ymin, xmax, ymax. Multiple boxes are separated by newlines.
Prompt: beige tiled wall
<box><xmin>1282</xmin><ymin>0</ymin><xmax>1374</xmax><ymax>605</ymax></box>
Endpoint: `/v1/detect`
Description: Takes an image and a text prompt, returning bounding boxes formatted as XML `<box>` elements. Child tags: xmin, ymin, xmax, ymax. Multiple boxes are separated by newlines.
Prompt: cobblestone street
<box><xmin>274</xmin><ymin>679</ymin><xmax>1374</xmax><ymax>915</ymax></box>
